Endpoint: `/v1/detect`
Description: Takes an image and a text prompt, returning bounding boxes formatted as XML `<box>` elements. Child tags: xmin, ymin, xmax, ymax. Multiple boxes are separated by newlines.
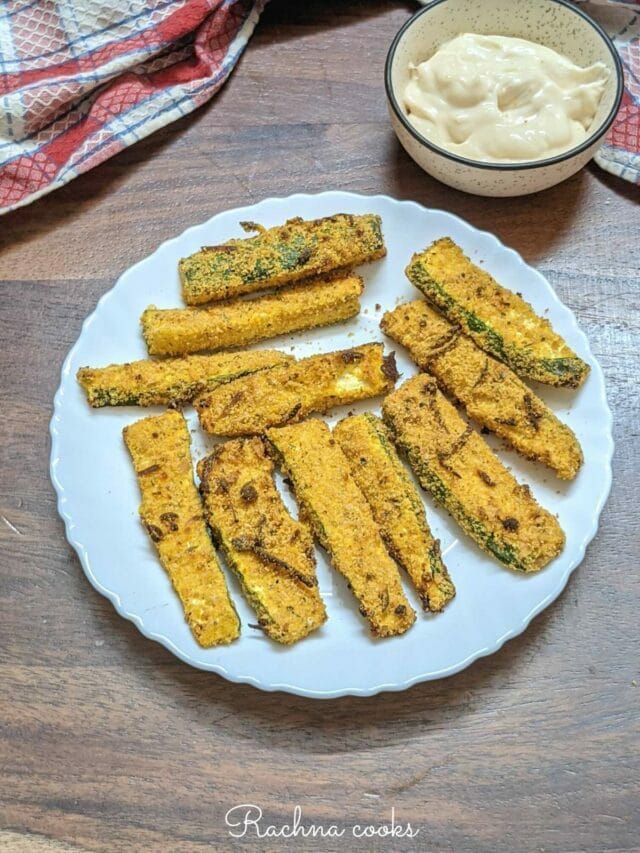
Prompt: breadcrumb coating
<box><xmin>266</xmin><ymin>419</ymin><xmax>416</xmax><ymax>638</ymax></box>
<box><xmin>383</xmin><ymin>375</ymin><xmax>565</xmax><ymax>573</ymax></box>
<box><xmin>77</xmin><ymin>350</ymin><xmax>292</xmax><ymax>407</ymax></box>
<box><xmin>195</xmin><ymin>343</ymin><xmax>398</xmax><ymax>436</ymax></box>
<box><xmin>198</xmin><ymin>438</ymin><xmax>326</xmax><ymax>645</ymax></box>
<box><xmin>123</xmin><ymin>409</ymin><xmax>240</xmax><ymax>647</ymax></box>
<box><xmin>180</xmin><ymin>213</ymin><xmax>386</xmax><ymax>304</ymax></box>
<box><xmin>334</xmin><ymin>412</ymin><xmax>455</xmax><ymax>612</ymax></box>
<box><xmin>381</xmin><ymin>300</ymin><xmax>583</xmax><ymax>479</ymax></box>
<box><xmin>142</xmin><ymin>273</ymin><xmax>363</xmax><ymax>356</ymax></box>
<box><xmin>406</xmin><ymin>238</ymin><xmax>589</xmax><ymax>388</ymax></box>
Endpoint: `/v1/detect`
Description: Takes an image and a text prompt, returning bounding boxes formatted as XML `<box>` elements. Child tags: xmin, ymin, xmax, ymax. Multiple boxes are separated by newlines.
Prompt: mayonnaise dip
<box><xmin>402</xmin><ymin>33</ymin><xmax>610</xmax><ymax>162</ymax></box>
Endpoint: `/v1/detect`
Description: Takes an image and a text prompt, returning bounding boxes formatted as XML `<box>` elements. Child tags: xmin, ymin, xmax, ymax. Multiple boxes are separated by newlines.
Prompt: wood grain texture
<box><xmin>1</xmin><ymin>2</ymin><xmax>638</xmax><ymax>850</ymax></box>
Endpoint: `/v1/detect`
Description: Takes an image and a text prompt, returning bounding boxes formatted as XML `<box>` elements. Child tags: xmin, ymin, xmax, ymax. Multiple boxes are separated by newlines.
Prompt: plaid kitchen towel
<box><xmin>592</xmin><ymin>5</ymin><xmax>640</xmax><ymax>183</ymax></box>
<box><xmin>1</xmin><ymin>3</ymin><xmax>638</xmax><ymax>214</ymax></box>
<box><xmin>0</xmin><ymin>0</ymin><xmax>265</xmax><ymax>215</ymax></box>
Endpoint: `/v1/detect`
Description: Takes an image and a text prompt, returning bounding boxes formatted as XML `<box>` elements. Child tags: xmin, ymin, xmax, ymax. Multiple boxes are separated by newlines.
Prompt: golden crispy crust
<box><xmin>382</xmin><ymin>375</ymin><xmax>565</xmax><ymax>573</ymax></box>
<box><xmin>195</xmin><ymin>343</ymin><xmax>398</xmax><ymax>436</ymax></box>
<box><xmin>123</xmin><ymin>409</ymin><xmax>240</xmax><ymax>647</ymax></box>
<box><xmin>333</xmin><ymin>413</ymin><xmax>455</xmax><ymax>612</ymax></box>
<box><xmin>180</xmin><ymin>213</ymin><xmax>386</xmax><ymax>304</ymax></box>
<box><xmin>266</xmin><ymin>419</ymin><xmax>416</xmax><ymax>638</ymax></box>
<box><xmin>406</xmin><ymin>238</ymin><xmax>589</xmax><ymax>388</ymax></box>
<box><xmin>381</xmin><ymin>300</ymin><xmax>583</xmax><ymax>479</ymax></box>
<box><xmin>197</xmin><ymin>437</ymin><xmax>326</xmax><ymax>644</ymax></box>
<box><xmin>77</xmin><ymin>350</ymin><xmax>292</xmax><ymax>407</ymax></box>
<box><xmin>142</xmin><ymin>273</ymin><xmax>364</xmax><ymax>356</ymax></box>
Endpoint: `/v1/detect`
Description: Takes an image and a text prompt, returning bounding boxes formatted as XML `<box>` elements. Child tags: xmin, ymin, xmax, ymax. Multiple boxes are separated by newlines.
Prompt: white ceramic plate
<box><xmin>50</xmin><ymin>192</ymin><xmax>613</xmax><ymax>699</ymax></box>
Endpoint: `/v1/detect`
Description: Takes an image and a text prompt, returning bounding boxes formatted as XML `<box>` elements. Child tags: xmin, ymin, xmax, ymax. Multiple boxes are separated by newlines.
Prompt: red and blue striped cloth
<box><xmin>579</xmin><ymin>0</ymin><xmax>640</xmax><ymax>184</ymax></box>
<box><xmin>0</xmin><ymin>0</ymin><xmax>265</xmax><ymax>214</ymax></box>
<box><xmin>0</xmin><ymin>1</ymin><xmax>637</xmax><ymax>215</ymax></box>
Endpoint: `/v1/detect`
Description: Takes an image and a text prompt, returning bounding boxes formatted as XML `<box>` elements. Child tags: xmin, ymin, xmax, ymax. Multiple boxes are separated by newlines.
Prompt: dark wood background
<box><xmin>1</xmin><ymin>2</ymin><xmax>638</xmax><ymax>850</ymax></box>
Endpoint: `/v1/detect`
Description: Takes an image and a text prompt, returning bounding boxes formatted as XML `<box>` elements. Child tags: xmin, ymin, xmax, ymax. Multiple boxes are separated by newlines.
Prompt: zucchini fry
<box><xmin>77</xmin><ymin>349</ymin><xmax>291</xmax><ymax>408</ymax></box>
<box><xmin>142</xmin><ymin>273</ymin><xmax>364</xmax><ymax>356</ymax></box>
<box><xmin>266</xmin><ymin>419</ymin><xmax>416</xmax><ymax>638</ymax></box>
<box><xmin>195</xmin><ymin>343</ymin><xmax>398</xmax><ymax>437</ymax></box>
<box><xmin>406</xmin><ymin>238</ymin><xmax>589</xmax><ymax>388</ymax></box>
<box><xmin>333</xmin><ymin>413</ymin><xmax>455</xmax><ymax>612</ymax></box>
<box><xmin>198</xmin><ymin>438</ymin><xmax>326</xmax><ymax>645</ymax></box>
<box><xmin>381</xmin><ymin>300</ymin><xmax>583</xmax><ymax>479</ymax></box>
<box><xmin>180</xmin><ymin>213</ymin><xmax>386</xmax><ymax>304</ymax></box>
<box><xmin>123</xmin><ymin>410</ymin><xmax>240</xmax><ymax>647</ymax></box>
<box><xmin>382</xmin><ymin>375</ymin><xmax>565</xmax><ymax>573</ymax></box>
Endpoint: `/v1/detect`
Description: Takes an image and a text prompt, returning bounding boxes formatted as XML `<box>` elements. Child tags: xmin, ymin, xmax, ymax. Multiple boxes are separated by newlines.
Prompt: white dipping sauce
<box><xmin>403</xmin><ymin>33</ymin><xmax>609</xmax><ymax>162</ymax></box>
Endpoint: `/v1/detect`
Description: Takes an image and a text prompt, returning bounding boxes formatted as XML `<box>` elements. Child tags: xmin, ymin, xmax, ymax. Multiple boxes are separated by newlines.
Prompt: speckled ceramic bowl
<box><xmin>385</xmin><ymin>0</ymin><xmax>624</xmax><ymax>196</ymax></box>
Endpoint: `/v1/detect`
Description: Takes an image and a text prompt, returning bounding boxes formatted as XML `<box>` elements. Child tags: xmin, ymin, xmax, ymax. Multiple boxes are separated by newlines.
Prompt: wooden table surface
<box><xmin>1</xmin><ymin>2</ymin><xmax>638</xmax><ymax>850</ymax></box>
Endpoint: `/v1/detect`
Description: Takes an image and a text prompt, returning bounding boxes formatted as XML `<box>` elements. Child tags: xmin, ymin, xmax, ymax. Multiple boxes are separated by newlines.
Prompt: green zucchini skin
<box><xmin>395</xmin><ymin>438</ymin><xmax>523</xmax><ymax>570</ymax></box>
<box><xmin>77</xmin><ymin>351</ymin><xmax>291</xmax><ymax>408</ymax></box>
<box><xmin>180</xmin><ymin>213</ymin><xmax>386</xmax><ymax>304</ymax></box>
<box><xmin>197</xmin><ymin>437</ymin><xmax>326</xmax><ymax>645</ymax></box>
<box><xmin>406</xmin><ymin>239</ymin><xmax>589</xmax><ymax>389</ymax></box>
<box><xmin>380</xmin><ymin>299</ymin><xmax>583</xmax><ymax>479</ymax></box>
<box><xmin>334</xmin><ymin>412</ymin><xmax>455</xmax><ymax>612</ymax></box>
<box><xmin>382</xmin><ymin>375</ymin><xmax>565</xmax><ymax>574</ymax></box>
<box><xmin>364</xmin><ymin>415</ymin><xmax>455</xmax><ymax>604</ymax></box>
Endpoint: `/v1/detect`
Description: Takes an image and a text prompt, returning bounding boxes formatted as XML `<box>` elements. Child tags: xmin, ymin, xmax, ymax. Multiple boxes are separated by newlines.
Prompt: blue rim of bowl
<box><xmin>384</xmin><ymin>0</ymin><xmax>625</xmax><ymax>172</ymax></box>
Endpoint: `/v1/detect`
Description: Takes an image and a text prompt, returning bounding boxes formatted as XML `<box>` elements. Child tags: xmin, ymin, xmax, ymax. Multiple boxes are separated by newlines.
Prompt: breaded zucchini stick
<box><xmin>406</xmin><ymin>238</ymin><xmax>589</xmax><ymax>388</ymax></box>
<box><xmin>142</xmin><ymin>273</ymin><xmax>364</xmax><ymax>356</ymax></box>
<box><xmin>196</xmin><ymin>343</ymin><xmax>398</xmax><ymax>437</ymax></box>
<box><xmin>198</xmin><ymin>438</ymin><xmax>326</xmax><ymax>645</ymax></box>
<box><xmin>266</xmin><ymin>419</ymin><xmax>415</xmax><ymax>638</ymax></box>
<box><xmin>381</xmin><ymin>301</ymin><xmax>583</xmax><ymax>479</ymax></box>
<box><xmin>180</xmin><ymin>213</ymin><xmax>386</xmax><ymax>304</ymax></box>
<box><xmin>77</xmin><ymin>350</ymin><xmax>291</xmax><ymax>408</ymax></box>
<box><xmin>123</xmin><ymin>410</ymin><xmax>240</xmax><ymax>647</ymax></box>
<box><xmin>333</xmin><ymin>413</ymin><xmax>455</xmax><ymax>612</ymax></box>
<box><xmin>382</xmin><ymin>375</ymin><xmax>565</xmax><ymax>573</ymax></box>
